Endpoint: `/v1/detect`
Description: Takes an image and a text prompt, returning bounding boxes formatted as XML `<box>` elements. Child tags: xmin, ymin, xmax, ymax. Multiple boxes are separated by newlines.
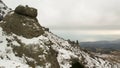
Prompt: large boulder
<box><xmin>15</xmin><ymin>5</ymin><xmax>37</xmax><ymax>18</ymax></box>
<box><xmin>1</xmin><ymin>5</ymin><xmax>44</xmax><ymax>38</ymax></box>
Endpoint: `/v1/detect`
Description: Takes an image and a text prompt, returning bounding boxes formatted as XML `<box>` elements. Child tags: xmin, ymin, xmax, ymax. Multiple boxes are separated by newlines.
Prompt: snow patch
<box><xmin>0</xmin><ymin>60</ymin><xmax>30</xmax><ymax>68</ymax></box>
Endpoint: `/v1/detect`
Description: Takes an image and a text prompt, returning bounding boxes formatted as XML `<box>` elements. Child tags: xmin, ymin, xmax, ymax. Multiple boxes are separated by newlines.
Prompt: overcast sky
<box><xmin>3</xmin><ymin>0</ymin><xmax>120</xmax><ymax>42</ymax></box>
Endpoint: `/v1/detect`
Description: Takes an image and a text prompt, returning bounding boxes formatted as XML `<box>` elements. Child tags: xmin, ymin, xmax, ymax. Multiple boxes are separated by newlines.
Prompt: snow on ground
<box><xmin>0</xmin><ymin>27</ymin><xmax>120</xmax><ymax>68</ymax></box>
<box><xmin>0</xmin><ymin>1</ymin><xmax>11</xmax><ymax>17</ymax></box>
<box><xmin>16</xmin><ymin>35</ymin><xmax>48</xmax><ymax>45</ymax></box>
<box><xmin>0</xmin><ymin>27</ymin><xmax>28</xmax><ymax>64</ymax></box>
<box><xmin>46</xmin><ymin>31</ymin><xmax>120</xmax><ymax>68</ymax></box>
<box><xmin>0</xmin><ymin>60</ymin><xmax>30</xmax><ymax>68</ymax></box>
<box><xmin>0</xmin><ymin>27</ymin><xmax>8</xmax><ymax>52</ymax></box>
<box><xmin>0</xmin><ymin>24</ymin><xmax>120</xmax><ymax>68</ymax></box>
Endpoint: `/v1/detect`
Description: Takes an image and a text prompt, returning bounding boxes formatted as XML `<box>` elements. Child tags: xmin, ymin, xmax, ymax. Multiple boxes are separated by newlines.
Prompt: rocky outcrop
<box><xmin>15</xmin><ymin>5</ymin><xmax>37</xmax><ymax>18</ymax></box>
<box><xmin>1</xmin><ymin>5</ymin><xmax>44</xmax><ymax>38</ymax></box>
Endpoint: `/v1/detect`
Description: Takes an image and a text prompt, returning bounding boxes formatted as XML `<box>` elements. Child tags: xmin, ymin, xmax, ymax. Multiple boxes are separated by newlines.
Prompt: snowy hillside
<box><xmin>0</xmin><ymin>1</ymin><xmax>120</xmax><ymax>68</ymax></box>
<box><xmin>0</xmin><ymin>0</ymin><xmax>11</xmax><ymax>17</ymax></box>
<box><xmin>0</xmin><ymin>26</ymin><xmax>120</xmax><ymax>68</ymax></box>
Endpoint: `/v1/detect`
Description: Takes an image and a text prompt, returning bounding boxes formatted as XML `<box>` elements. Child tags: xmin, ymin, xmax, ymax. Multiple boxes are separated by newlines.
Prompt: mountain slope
<box><xmin>0</xmin><ymin>0</ymin><xmax>11</xmax><ymax>18</ymax></box>
<box><xmin>0</xmin><ymin>1</ymin><xmax>120</xmax><ymax>68</ymax></box>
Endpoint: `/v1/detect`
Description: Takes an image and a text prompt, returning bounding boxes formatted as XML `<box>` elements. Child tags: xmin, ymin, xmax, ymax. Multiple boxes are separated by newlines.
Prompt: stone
<box><xmin>15</xmin><ymin>5</ymin><xmax>37</xmax><ymax>18</ymax></box>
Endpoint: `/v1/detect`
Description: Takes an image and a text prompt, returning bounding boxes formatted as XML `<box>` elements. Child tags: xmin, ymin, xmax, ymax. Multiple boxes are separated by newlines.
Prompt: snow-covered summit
<box><xmin>0</xmin><ymin>1</ymin><xmax>120</xmax><ymax>68</ymax></box>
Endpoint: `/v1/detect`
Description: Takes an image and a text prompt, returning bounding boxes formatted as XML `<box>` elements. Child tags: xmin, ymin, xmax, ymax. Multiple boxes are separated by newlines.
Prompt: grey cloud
<box><xmin>51</xmin><ymin>30</ymin><xmax>120</xmax><ymax>41</ymax></box>
<box><xmin>4</xmin><ymin>0</ymin><xmax>120</xmax><ymax>27</ymax></box>
<box><xmin>48</xmin><ymin>25</ymin><xmax>120</xmax><ymax>30</ymax></box>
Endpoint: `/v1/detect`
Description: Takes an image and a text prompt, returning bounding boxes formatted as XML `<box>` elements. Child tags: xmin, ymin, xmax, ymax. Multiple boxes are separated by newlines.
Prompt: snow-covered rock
<box><xmin>0</xmin><ymin>0</ymin><xmax>11</xmax><ymax>17</ymax></box>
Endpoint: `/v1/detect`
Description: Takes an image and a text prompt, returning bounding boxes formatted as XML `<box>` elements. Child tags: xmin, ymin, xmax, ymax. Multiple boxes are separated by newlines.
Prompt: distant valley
<box><xmin>80</xmin><ymin>40</ymin><xmax>120</xmax><ymax>53</ymax></box>
<box><xmin>80</xmin><ymin>40</ymin><xmax>120</xmax><ymax>63</ymax></box>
